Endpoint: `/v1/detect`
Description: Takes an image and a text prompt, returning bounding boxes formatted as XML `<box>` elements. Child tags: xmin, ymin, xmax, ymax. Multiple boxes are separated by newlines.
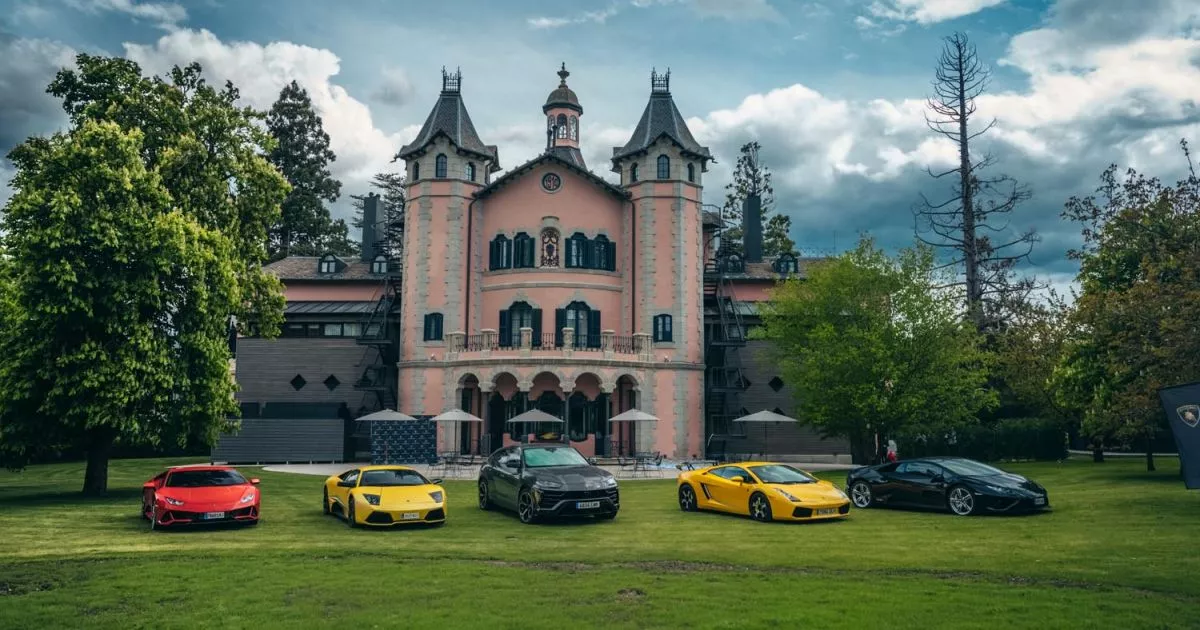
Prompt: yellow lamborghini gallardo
<box><xmin>676</xmin><ymin>462</ymin><xmax>850</xmax><ymax>522</ymax></box>
<box><xmin>322</xmin><ymin>465</ymin><xmax>446</xmax><ymax>527</ymax></box>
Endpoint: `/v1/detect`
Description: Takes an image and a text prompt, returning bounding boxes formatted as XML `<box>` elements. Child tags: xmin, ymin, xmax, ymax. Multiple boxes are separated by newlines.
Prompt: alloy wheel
<box><xmin>678</xmin><ymin>485</ymin><xmax>697</xmax><ymax>512</ymax></box>
<box><xmin>322</xmin><ymin>488</ymin><xmax>330</xmax><ymax>515</ymax></box>
<box><xmin>478</xmin><ymin>480</ymin><xmax>491</xmax><ymax>510</ymax></box>
<box><xmin>347</xmin><ymin>499</ymin><xmax>357</xmax><ymax>527</ymax></box>
<box><xmin>851</xmin><ymin>482</ymin><xmax>873</xmax><ymax>508</ymax></box>
<box><xmin>948</xmin><ymin>486</ymin><xmax>975</xmax><ymax>516</ymax></box>
<box><xmin>749</xmin><ymin>493</ymin><xmax>772</xmax><ymax>522</ymax></box>
<box><xmin>518</xmin><ymin>491</ymin><xmax>536</xmax><ymax>524</ymax></box>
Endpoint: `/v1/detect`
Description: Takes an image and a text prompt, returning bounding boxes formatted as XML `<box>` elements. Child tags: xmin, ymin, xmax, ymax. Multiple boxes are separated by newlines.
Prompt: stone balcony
<box><xmin>444</xmin><ymin>328</ymin><xmax>655</xmax><ymax>363</ymax></box>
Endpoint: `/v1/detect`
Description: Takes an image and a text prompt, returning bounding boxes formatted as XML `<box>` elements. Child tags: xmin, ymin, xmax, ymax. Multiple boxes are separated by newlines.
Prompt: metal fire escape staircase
<box><xmin>703</xmin><ymin>253</ymin><xmax>749</xmax><ymax>461</ymax></box>
<box><xmin>353</xmin><ymin>256</ymin><xmax>401</xmax><ymax>414</ymax></box>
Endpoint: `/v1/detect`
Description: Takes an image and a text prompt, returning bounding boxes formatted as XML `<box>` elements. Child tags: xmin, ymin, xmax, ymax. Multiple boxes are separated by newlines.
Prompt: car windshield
<box><xmin>522</xmin><ymin>447</ymin><xmax>588</xmax><ymax>468</ymax></box>
<box><xmin>938</xmin><ymin>459</ymin><xmax>1007</xmax><ymax>477</ymax></box>
<box><xmin>165</xmin><ymin>469</ymin><xmax>247</xmax><ymax>487</ymax></box>
<box><xmin>359</xmin><ymin>469</ymin><xmax>430</xmax><ymax>487</ymax></box>
<box><xmin>748</xmin><ymin>464</ymin><xmax>817</xmax><ymax>484</ymax></box>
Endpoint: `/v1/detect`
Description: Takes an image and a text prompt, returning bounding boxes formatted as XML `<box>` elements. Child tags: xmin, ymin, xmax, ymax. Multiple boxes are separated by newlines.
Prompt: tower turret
<box><xmin>543</xmin><ymin>63</ymin><xmax>586</xmax><ymax>168</ymax></box>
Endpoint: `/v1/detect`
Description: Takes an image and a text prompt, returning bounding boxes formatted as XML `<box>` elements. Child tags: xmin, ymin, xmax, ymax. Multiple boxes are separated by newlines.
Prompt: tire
<box><xmin>141</xmin><ymin>498</ymin><xmax>151</xmax><ymax>520</ymax></box>
<box><xmin>346</xmin><ymin>497</ymin><xmax>359</xmax><ymax>528</ymax></box>
<box><xmin>322</xmin><ymin>488</ymin><xmax>331</xmax><ymax>515</ymax></box>
<box><xmin>850</xmin><ymin>481</ymin><xmax>874</xmax><ymax>509</ymax></box>
<box><xmin>478</xmin><ymin>479</ymin><xmax>492</xmax><ymax>511</ymax></box>
<box><xmin>517</xmin><ymin>490</ymin><xmax>538</xmax><ymax>524</ymax></box>
<box><xmin>749</xmin><ymin>492</ymin><xmax>773</xmax><ymax>523</ymax></box>
<box><xmin>149</xmin><ymin>505</ymin><xmax>158</xmax><ymax>531</ymax></box>
<box><xmin>678</xmin><ymin>484</ymin><xmax>699</xmax><ymax>512</ymax></box>
<box><xmin>947</xmin><ymin>485</ymin><xmax>976</xmax><ymax>516</ymax></box>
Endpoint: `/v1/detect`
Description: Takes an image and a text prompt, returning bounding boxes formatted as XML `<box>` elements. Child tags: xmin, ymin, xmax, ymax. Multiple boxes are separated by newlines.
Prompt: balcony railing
<box><xmin>445</xmin><ymin>328</ymin><xmax>655</xmax><ymax>360</ymax></box>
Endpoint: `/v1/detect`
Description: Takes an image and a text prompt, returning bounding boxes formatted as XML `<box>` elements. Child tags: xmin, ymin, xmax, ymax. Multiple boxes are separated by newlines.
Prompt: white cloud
<box><xmin>855</xmin><ymin>15</ymin><xmax>907</xmax><ymax>37</ymax></box>
<box><xmin>372</xmin><ymin>66</ymin><xmax>416</xmax><ymax>108</ymax></box>
<box><xmin>866</xmin><ymin>0</ymin><xmax>1006</xmax><ymax>25</ymax></box>
<box><xmin>528</xmin><ymin>0</ymin><xmax>780</xmax><ymax>29</ymax></box>
<box><xmin>66</xmin><ymin>0</ymin><xmax>187</xmax><ymax>28</ymax></box>
<box><xmin>528</xmin><ymin>5</ymin><xmax>621</xmax><ymax>29</ymax></box>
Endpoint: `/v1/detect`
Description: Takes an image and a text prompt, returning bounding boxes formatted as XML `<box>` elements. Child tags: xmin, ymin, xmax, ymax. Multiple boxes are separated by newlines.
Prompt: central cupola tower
<box><xmin>543</xmin><ymin>63</ymin><xmax>586</xmax><ymax>168</ymax></box>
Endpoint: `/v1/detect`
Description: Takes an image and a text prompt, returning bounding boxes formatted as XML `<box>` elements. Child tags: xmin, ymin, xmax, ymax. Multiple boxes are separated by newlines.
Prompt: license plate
<box><xmin>576</xmin><ymin>501</ymin><xmax>601</xmax><ymax>510</ymax></box>
<box><xmin>401</xmin><ymin>512</ymin><xmax>420</xmax><ymax>520</ymax></box>
<box><xmin>203</xmin><ymin>512</ymin><xmax>225</xmax><ymax>520</ymax></box>
<box><xmin>817</xmin><ymin>508</ymin><xmax>837</xmax><ymax>516</ymax></box>
<box><xmin>1034</xmin><ymin>497</ymin><xmax>1046</xmax><ymax>506</ymax></box>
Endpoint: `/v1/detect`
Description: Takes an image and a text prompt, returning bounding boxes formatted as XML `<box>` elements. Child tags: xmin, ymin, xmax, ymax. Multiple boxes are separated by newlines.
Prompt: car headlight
<box><xmin>775</xmin><ymin>488</ymin><xmax>802</xmax><ymax>502</ymax></box>
<box><xmin>429</xmin><ymin>491</ymin><xmax>444</xmax><ymax>503</ymax></box>
<box><xmin>983</xmin><ymin>485</ymin><xmax>1010</xmax><ymax>495</ymax></box>
<box><xmin>362</xmin><ymin>493</ymin><xmax>381</xmax><ymax>506</ymax></box>
<box><xmin>832</xmin><ymin>488</ymin><xmax>848</xmax><ymax>500</ymax></box>
<box><xmin>240</xmin><ymin>492</ymin><xmax>256</xmax><ymax>504</ymax></box>
<box><xmin>163</xmin><ymin>496</ymin><xmax>184</xmax><ymax>506</ymax></box>
<box><xmin>534</xmin><ymin>479</ymin><xmax>564</xmax><ymax>490</ymax></box>
<box><xmin>602</xmin><ymin>476</ymin><xmax>618</xmax><ymax>488</ymax></box>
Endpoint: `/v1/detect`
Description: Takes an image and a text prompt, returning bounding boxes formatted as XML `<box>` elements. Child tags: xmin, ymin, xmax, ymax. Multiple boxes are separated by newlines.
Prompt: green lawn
<box><xmin>1</xmin><ymin>457</ymin><xmax>1197</xmax><ymax>629</ymax></box>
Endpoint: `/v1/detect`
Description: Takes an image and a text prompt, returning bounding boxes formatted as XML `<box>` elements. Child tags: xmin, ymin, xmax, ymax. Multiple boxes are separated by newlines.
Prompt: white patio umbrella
<box><xmin>432</xmin><ymin>408</ymin><xmax>484</xmax><ymax>454</ymax></box>
<box><xmin>355</xmin><ymin>409</ymin><xmax>418</xmax><ymax>465</ymax></box>
<box><xmin>607</xmin><ymin>409</ymin><xmax>658</xmax><ymax>423</ymax></box>
<box><xmin>732</xmin><ymin>410</ymin><xmax>799</xmax><ymax>458</ymax></box>
<box><xmin>507</xmin><ymin>408</ymin><xmax>564</xmax><ymax>443</ymax></box>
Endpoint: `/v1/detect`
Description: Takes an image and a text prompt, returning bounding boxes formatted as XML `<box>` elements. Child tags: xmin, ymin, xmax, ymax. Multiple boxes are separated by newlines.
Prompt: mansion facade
<box><xmin>226</xmin><ymin>65</ymin><xmax>849</xmax><ymax>463</ymax></box>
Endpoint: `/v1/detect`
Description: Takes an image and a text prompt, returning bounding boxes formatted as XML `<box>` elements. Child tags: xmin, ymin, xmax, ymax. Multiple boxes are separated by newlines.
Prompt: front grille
<box><xmin>425</xmin><ymin>508</ymin><xmax>445</xmax><ymax>521</ymax></box>
<box><xmin>365</xmin><ymin>511</ymin><xmax>394</xmax><ymax>524</ymax></box>
<box><xmin>792</xmin><ymin>507</ymin><xmax>813</xmax><ymax>518</ymax></box>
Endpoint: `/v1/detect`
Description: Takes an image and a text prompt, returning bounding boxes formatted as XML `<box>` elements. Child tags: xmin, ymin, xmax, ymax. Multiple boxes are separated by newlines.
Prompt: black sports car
<box><xmin>478</xmin><ymin>444</ymin><xmax>619</xmax><ymax>524</ymax></box>
<box><xmin>844</xmin><ymin>456</ymin><xmax>1049</xmax><ymax>516</ymax></box>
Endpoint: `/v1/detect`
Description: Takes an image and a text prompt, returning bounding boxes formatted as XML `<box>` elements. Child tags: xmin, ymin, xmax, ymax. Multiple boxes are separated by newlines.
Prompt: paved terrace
<box><xmin>263</xmin><ymin>460</ymin><xmax>857</xmax><ymax>480</ymax></box>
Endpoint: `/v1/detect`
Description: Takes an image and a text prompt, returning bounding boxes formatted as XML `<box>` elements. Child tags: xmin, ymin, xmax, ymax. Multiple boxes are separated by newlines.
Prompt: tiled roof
<box><xmin>396</xmin><ymin>89</ymin><xmax>499</xmax><ymax>169</ymax></box>
<box><xmin>264</xmin><ymin>256</ymin><xmax>389</xmax><ymax>282</ymax></box>
<box><xmin>612</xmin><ymin>91</ymin><xmax>712</xmax><ymax>164</ymax></box>
<box><xmin>284</xmin><ymin>301</ymin><xmax>377</xmax><ymax>315</ymax></box>
<box><xmin>547</xmin><ymin>145</ymin><xmax>586</xmax><ymax>169</ymax></box>
<box><xmin>475</xmin><ymin>152</ymin><xmax>628</xmax><ymax>201</ymax></box>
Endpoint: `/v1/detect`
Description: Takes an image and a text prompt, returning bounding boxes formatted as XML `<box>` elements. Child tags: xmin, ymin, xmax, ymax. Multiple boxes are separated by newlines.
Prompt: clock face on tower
<box><xmin>541</xmin><ymin>172</ymin><xmax>562</xmax><ymax>192</ymax></box>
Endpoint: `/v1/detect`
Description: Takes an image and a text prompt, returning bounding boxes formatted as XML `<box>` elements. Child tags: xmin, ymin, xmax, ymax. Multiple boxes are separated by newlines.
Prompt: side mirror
<box><xmin>587</xmin><ymin>457</ymin><xmax>598</xmax><ymax>466</ymax></box>
<box><xmin>931</xmin><ymin>474</ymin><xmax>944</xmax><ymax>484</ymax></box>
<box><xmin>503</xmin><ymin>460</ymin><xmax>520</xmax><ymax>470</ymax></box>
<box><xmin>730</xmin><ymin>475</ymin><xmax>746</xmax><ymax>483</ymax></box>
<box><xmin>337</xmin><ymin>480</ymin><xmax>355</xmax><ymax>488</ymax></box>
<box><xmin>430</xmin><ymin>478</ymin><xmax>444</xmax><ymax>485</ymax></box>
<box><xmin>249</xmin><ymin>478</ymin><xmax>260</xmax><ymax>485</ymax></box>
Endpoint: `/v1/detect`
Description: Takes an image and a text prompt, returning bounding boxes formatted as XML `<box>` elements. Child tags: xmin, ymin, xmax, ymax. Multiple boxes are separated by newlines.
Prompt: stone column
<box><xmin>634</xmin><ymin>332</ymin><xmax>653</xmax><ymax>361</ymax></box>
<box><xmin>601</xmin><ymin>329</ymin><xmax>615</xmax><ymax>359</ymax></box>
<box><xmin>481</xmin><ymin>329</ymin><xmax>496</xmax><ymax>357</ymax></box>
<box><xmin>447</xmin><ymin>331</ymin><xmax>465</xmax><ymax>359</ymax></box>
<box><xmin>519</xmin><ymin>327</ymin><xmax>533</xmax><ymax>357</ymax></box>
<box><xmin>563</xmin><ymin>328</ymin><xmax>575</xmax><ymax>357</ymax></box>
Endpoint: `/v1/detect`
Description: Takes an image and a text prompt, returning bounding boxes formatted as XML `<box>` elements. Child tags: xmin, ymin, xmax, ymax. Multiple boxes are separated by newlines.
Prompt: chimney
<box><xmin>743</xmin><ymin>193</ymin><xmax>763</xmax><ymax>263</ymax></box>
<box><xmin>361</xmin><ymin>193</ymin><xmax>380</xmax><ymax>262</ymax></box>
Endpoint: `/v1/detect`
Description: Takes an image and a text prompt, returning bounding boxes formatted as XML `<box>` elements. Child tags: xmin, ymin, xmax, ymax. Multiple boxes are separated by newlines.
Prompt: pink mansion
<box><xmin>224</xmin><ymin>66</ymin><xmax>848</xmax><ymax>464</ymax></box>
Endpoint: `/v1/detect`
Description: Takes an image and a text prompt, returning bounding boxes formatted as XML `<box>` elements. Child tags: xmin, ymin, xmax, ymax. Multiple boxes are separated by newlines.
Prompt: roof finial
<box><xmin>557</xmin><ymin>62</ymin><xmax>570</xmax><ymax>87</ymax></box>
<box><xmin>651</xmin><ymin>67</ymin><xmax>670</xmax><ymax>94</ymax></box>
<box><xmin>442</xmin><ymin>66</ymin><xmax>462</xmax><ymax>93</ymax></box>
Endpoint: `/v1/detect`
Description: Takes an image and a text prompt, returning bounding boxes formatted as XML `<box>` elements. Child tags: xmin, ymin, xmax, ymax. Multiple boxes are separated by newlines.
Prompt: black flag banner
<box><xmin>1157</xmin><ymin>382</ymin><xmax>1200</xmax><ymax>489</ymax></box>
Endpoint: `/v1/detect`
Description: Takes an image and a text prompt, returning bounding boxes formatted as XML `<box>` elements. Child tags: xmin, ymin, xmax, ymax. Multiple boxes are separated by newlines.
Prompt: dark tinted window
<box><xmin>522</xmin><ymin>446</ymin><xmax>588</xmax><ymax>468</ymax></box>
<box><xmin>748</xmin><ymin>464</ymin><xmax>817</xmax><ymax>484</ymax></box>
<box><xmin>360</xmin><ymin>469</ymin><xmax>430</xmax><ymax>486</ymax></box>
<box><xmin>165</xmin><ymin>469</ymin><xmax>247</xmax><ymax>487</ymax></box>
<box><xmin>713</xmin><ymin>466</ymin><xmax>751</xmax><ymax>481</ymax></box>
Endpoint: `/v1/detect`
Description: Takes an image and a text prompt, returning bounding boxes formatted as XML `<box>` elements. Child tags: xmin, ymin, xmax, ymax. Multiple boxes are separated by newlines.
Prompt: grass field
<box><xmin>1</xmin><ymin>457</ymin><xmax>1197</xmax><ymax>629</ymax></box>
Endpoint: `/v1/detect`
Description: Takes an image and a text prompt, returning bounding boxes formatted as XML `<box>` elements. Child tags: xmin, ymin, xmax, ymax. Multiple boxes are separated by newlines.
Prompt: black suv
<box><xmin>478</xmin><ymin>444</ymin><xmax>619</xmax><ymax>523</ymax></box>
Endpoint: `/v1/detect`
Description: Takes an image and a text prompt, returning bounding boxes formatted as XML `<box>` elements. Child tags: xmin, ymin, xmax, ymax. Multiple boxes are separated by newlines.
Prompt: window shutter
<box><xmin>523</xmin><ymin>238</ymin><xmax>534</xmax><ymax>267</ymax></box>
<box><xmin>488</xmin><ymin>239</ymin><xmax>497</xmax><ymax>270</ymax></box>
<box><xmin>435</xmin><ymin>315</ymin><xmax>443</xmax><ymax>340</ymax></box>
<box><xmin>606</xmin><ymin>243</ymin><xmax>616</xmax><ymax>271</ymax></box>
<box><xmin>531</xmin><ymin>309</ymin><xmax>543</xmax><ymax>346</ymax></box>
<box><xmin>665</xmin><ymin>315</ymin><xmax>672</xmax><ymax>342</ymax></box>
<box><xmin>499</xmin><ymin>310</ymin><xmax>511</xmax><ymax>347</ymax></box>
<box><xmin>583</xmin><ymin>238</ymin><xmax>594</xmax><ymax>269</ymax></box>
<box><xmin>565</xmin><ymin>238</ymin><xmax>575</xmax><ymax>268</ymax></box>
<box><xmin>555</xmin><ymin>309</ymin><xmax>566</xmax><ymax>347</ymax></box>
<box><xmin>422</xmin><ymin>315</ymin><xmax>430</xmax><ymax>341</ymax></box>
<box><xmin>588</xmin><ymin>310</ymin><xmax>601</xmax><ymax>348</ymax></box>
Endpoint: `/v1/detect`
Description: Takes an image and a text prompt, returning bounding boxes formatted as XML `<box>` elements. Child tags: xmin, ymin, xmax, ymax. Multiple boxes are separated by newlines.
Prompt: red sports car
<box><xmin>142</xmin><ymin>465</ymin><xmax>261</xmax><ymax>529</ymax></box>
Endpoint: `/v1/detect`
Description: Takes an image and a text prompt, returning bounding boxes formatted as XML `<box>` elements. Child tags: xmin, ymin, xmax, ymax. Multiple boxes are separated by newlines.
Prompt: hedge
<box><xmin>897</xmin><ymin>417</ymin><xmax>1067</xmax><ymax>462</ymax></box>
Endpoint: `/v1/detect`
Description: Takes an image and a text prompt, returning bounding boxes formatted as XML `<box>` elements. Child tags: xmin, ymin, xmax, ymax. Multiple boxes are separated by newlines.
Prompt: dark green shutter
<box><xmin>524</xmin><ymin>237</ymin><xmax>534</xmax><ymax>267</ymax></box>
<box><xmin>489</xmin><ymin>239</ymin><xmax>497</xmax><ymax>270</ymax></box>
<box><xmin>499</xmin><ymin>310</ymin><xmax>511</xmax><ymax>347</ymax></box>
<box><xmin>564</xmin><ymin>238</ymin><xmax>574</xmax><ymax>268</ymax></box>
<box><xmin>588</xmin><ymin>310</ymin><xmax>601</xmax><ymax>348</ymax></box>
<box><xmin>531</xmin><ymin>309</ymin><xmax>543</xmax><ymax>347</ymax></box>
<box><xmin>555</xmin><ymin>309</ymin><xmax>566</xmax><ymax>347</ymax></box>
<box><xmin>606</xmin><ymin>242</ymin><xmax>616</xmax><ymax>271</ymax></box>
<box><xmin>583</xmin><ymin>238</ymin><xmax>594</xmax><ymax>269</ymax></box>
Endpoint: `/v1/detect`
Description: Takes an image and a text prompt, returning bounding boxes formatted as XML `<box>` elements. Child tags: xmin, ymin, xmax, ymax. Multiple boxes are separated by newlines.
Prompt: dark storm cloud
<box><xmin>1048</xmin><ymin>0</ymin><xmax>1198</xmax><ymax>47</ymax></box>
<box><xmin>0</xmin><ymin>33</ymin><xmax>73</xmax><ymax>155</ymax></box>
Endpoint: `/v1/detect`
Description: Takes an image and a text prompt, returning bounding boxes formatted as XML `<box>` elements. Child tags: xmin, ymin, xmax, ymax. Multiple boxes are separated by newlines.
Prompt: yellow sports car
<box><xmin>322</xmin><ymin>465</ymin><xmax>446</xmax><ymax>527</ymax></box>
<box><xmin>676</xmin><ymin>461</ymin><xmax>850</xmax><ymax>522</ymax></box>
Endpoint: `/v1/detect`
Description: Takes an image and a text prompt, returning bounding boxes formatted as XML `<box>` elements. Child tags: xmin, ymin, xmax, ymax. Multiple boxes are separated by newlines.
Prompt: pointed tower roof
<box><xmin>396</xmin><ymin>67</ymin><xmax>500</xmax><ymax>171</ymax></box>
<box><xmin>611</xmin><ymin>69</ymin><xmax>711</xmax><ymax>168</ymax></box>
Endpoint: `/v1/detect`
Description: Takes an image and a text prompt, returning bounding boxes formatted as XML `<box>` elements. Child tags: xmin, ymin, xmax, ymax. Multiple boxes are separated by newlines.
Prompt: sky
<box><xmin>2</xmin><ymin>0</ymin><xmax>1199</xmax><ymax>296</ymax></box>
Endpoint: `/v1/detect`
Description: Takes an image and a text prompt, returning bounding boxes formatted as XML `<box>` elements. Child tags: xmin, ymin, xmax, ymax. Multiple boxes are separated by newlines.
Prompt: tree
<box><xmin>351</xmin><ymin>171</ymin><xmax>406</xmax><ymax>259</ymax></box>
<box><xmin>266</xmin><ymin>80</ymin><xmax>350</xmax><ymax>260</ymax></box>
<box><xmin>992</xmin><ymin>289</ymin><xmax>1075</xmax><ymax>426</ymax></box>
<box><xmin>721</xmin><ymin>141</ymin><xmax>795</xmax><ymax>258</ymax></box>
<box><xmin>0</xmin><ymin>55</ymin><xmax>288</xmax><ymax>495</ymax></box>
<box><xmin>755</xmin><ymin>236</ymin><xmax>995</xmax><ymax>463</ymax></box>
<box><xmin>914</xmin><ymin>32</ymin><xmax>1036</xmax><ymax>332</ymax></box>
<box><xmin>1053</xmin><ymin>140</ymin><xmax>1200</xmax><ymax>471</ymax></box>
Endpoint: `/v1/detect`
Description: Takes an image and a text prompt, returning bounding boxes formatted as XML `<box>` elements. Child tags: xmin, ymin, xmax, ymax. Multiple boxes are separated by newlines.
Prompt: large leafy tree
<box><xmin>756</xmin><ymin>237</ymin><xmax>994</xmax><ymax>463</ymax></box>
<box><xmin>0</xmin><ymin>55</ymin><xmax>288</xmax><ymax>495</ymax></box>
<box><xmin>351</xmin><ymin>171</ymin><xmax>406</xmax><ymax>259</ymax></box>
<box><xmin>266</xmin><ymin>80</ymin><xmax>350</xmax><ymax>259</ymax></box>
<box><xmin>721</xmin><ymin>141</ymin><xmax>795</xmax><ymax>258</ymax></box>
<box><xmin>1052</xmin><ymin>141</ymin><xmax>1200</xmax><ymax>470</ymax></box>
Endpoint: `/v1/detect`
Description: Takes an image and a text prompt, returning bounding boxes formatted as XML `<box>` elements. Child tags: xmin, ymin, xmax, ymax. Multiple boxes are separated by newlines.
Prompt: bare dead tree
<box><xmin>914</xmin><ymin>32</ymin><xmax>1037</xmax><ymax>331</ymax></box>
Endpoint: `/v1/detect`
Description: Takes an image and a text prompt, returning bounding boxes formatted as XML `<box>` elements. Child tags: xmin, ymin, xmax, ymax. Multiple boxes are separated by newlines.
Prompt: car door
<box><xmin>908</xmin><ymin>462</ymin><xmax>950</xmax><ymax>507</ymax></box>
<box><xmin>332</xmin><ymin>469</ymin><xmax>360</xmax><ymax>510</ymax></box>
<box><xmin>704</xmin><ymin>466</ymin><xmax>754</xmax><ymax>513</ymax></box>
<box><xmin>891</xmin><ymin>461</ymin><xmax>938</xmax><ymax>506</ymax></box>
<box><xmin>490</xmin><ymin>448</ymin><xmax>522</xmax><ymax>510</ymax></box>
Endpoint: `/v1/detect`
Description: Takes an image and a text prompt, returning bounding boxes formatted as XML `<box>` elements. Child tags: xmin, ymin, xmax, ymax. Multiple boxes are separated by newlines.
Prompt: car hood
<box><xmin>967</xmin><ymin>473</ymin><xmax>1044</xmax><ymax>492</ymax></box>
<box><xmin>764</xmin><ymin>481</ymin><xmax>847</xmax><ymax>502</ymax></box>
<box><xmin>158</xmin><ymin>485</ymin><xmax>253</xmax><ymax>504</ymax></box>
<box><xmin>527</xmin><ymin>465</ymin><xmax>614</xmax><ymax>489</ymax></box>
<box><xmin>358</xmin><ymin>485</ymin><xmax>442</xmax><ymax>503</ymax></box>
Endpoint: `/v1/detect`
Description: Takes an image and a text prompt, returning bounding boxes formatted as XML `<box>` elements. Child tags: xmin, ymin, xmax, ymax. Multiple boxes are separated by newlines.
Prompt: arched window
<box><xmin>540</xmin><ymin>228</ymin><xmax>560</xmax><ymax>268</ymax></box>
<box><xmin>556</xmin><ymin>301</ymin><xmax>599</xmax><ymax>348</ymax></box>
<box><xmin>565</xmin><ymin>232</ymin><xmax>589</xmax><ymax>268</ymax></box>
<box><xmin>435</xmin><ymin>154</ymin><xmax>448</xmax><ymax>178</ymax></box>
<box><xmin>466</xmin><ymin>162</ymin><xmax>476</xmax><ymax>182</ymax></box>
<box><xmin>318</xmin><ymin>254</ymin><xmax>337</xmax><ymax>274</ymax></box>
<box><xmin>630</xmin><ymin>163</ymin><xmax>639</xmax><ymax>183</ymax></box>
<box><xmin>371</xmin><ymin>255</ymin><xmax>388</xmax><ymax>274</ymax></box>
<box><xmin>592</xmin><ymin>234</ymin><xmax>614</xmax><ymax>271</ymax></box>
<box><xmin>774</xmin><ymin>253</ymin><xmax>799</xmax><ymax>274</ymax></box>
<box><xmin>499</xmin><ymin>301</ymin><xmax>542</xmax><ymax>348</ymax></box>
<box><xmin>687</xmin><ymin>163</ymin><xmax>695</xmax><ymax>183</ymax></box>
<box><xmin>412</xmin><ymin>161</ymin><xmax>420</xmax><ymax>180</ymax></box>
<box><xmin>513</xmin><ymin>232</ymin><xmax>535</xmax><ymax>268</ymax></box>
<box><xmin>489</xmin><ymin>235</ymin><xmax>512</xmax><ymax>270</ymax></box>
<box><xmin>423</xmin><ymin>313</ymin><xmax>444</xmax><ymax>341</ymax></box>
<box><xmin>547</xmin><ymin>114</ymin><xmax>555</xmax><ymax>130</ymax></box>
<box><xmin>556</xmin><ymin>114</ymin><xmax>568</xmax><ymax>139</ymax></box>
<box><xmin>569</xmin><ymin>116</ymin><xmax>578</xmax><ymax>141</ymax></box>
<box><xmin>657</xmin><ymin>154</ymin><xmax>670</xmax><ymax>179</ymax></box>
<box><xmin>722</xmin><ymin>253</ymin><xmax>744</xmax><ymax>273</ymax></box>
<box><xmin>653</xmin><ymin>314</ymin><xmax>673</xmax><ymax>343</ymax></box>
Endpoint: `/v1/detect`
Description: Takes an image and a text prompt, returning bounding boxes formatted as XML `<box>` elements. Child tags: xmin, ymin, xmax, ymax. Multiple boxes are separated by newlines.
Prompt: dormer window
<box><xmin>412</xmin><ymin>161</ymin><xmax>420</xmax><ymax>180</ymax></box>
<box><xmin>318</xmin><ymin>255</ymin><xmax>337</xmax><ymax>274</ymax></box>
<box><xmin>774</xmin><ymin>253</ymin><xmax>799</xmax><ymax>274</ymax></box>
<box><xmin>630</xmin><ymin>163</ymin><xmax>639</xmax><ymax>183</ymax></box>
<box><xmin>435</xmin><ymin>154</ymin><xmax>448</xmax><ymax>179</ymax></box>
<box><xmin>466</xmin><ymin>162</ymin><xmax>476</xmax><ymax>182</ymax></box>
<box><xmin>687</xmin><ymin>163</ymin><xmax>695</xmax><ymax>183</ymax></box>
<box><xmin>657</xmin><ymin>155</ymin><xmax>670</xmax><ymax>179</ymax></box>
<box><xmin>371</xmin><ymin>255</ymin><xmax>388</xmax><ymax>274</ymax></box>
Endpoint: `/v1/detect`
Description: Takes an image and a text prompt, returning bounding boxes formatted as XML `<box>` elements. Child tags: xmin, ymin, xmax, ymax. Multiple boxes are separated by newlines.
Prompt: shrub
<box><xmin>897</xmin><ymin>417</ymin><xmax>1067</xmax><ymax>462</ymax></box>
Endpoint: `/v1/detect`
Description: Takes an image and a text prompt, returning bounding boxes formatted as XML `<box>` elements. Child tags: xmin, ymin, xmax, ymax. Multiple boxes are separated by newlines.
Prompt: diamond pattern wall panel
<box><xmin>370</xmin><ymin>417</ymin><xmax>436</xmax><ymax>465</ymax></box>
